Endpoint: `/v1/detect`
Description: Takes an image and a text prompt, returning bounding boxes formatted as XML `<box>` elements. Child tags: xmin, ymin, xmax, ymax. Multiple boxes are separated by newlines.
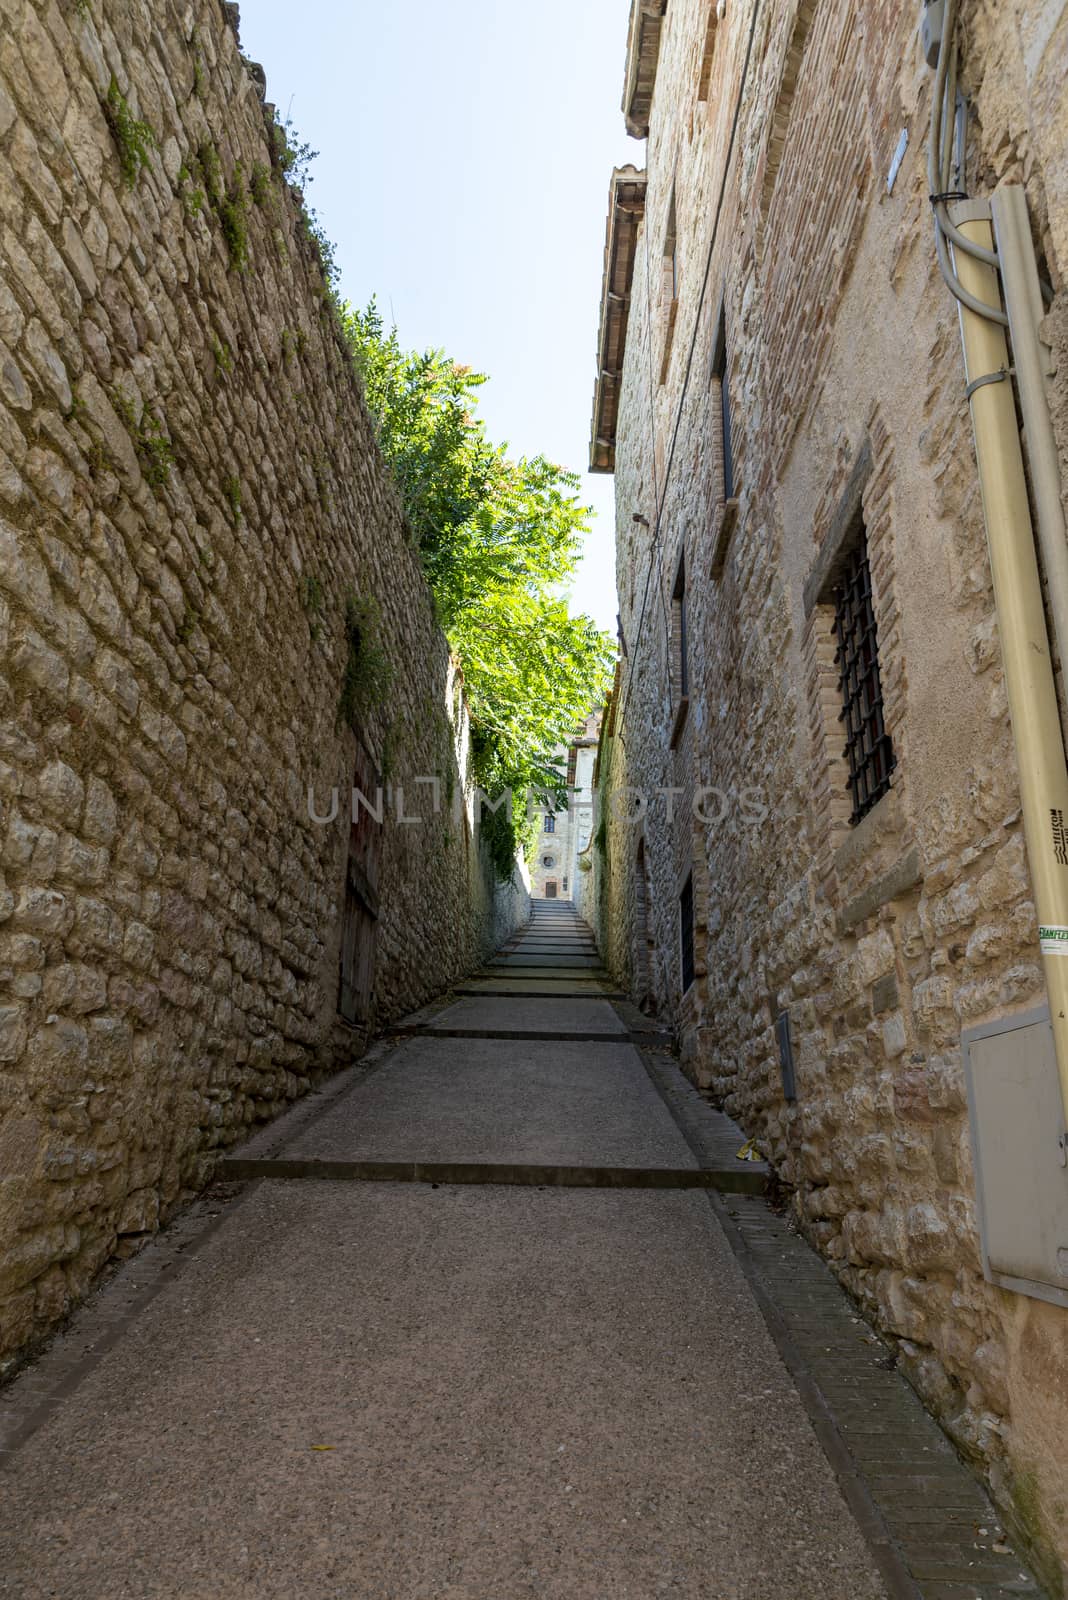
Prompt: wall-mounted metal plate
<box><xmin>962</xmin><ymin>1005</ymin><xmax>1068</xmax><ymax>1308</ymax></box>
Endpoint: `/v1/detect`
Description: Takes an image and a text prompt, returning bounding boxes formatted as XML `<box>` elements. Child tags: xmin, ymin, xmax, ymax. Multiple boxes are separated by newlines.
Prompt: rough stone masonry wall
<box><xmin>0</xmin><ymin>0</ymin><xmax>526</xmax><ymax>1368</ymax></box>
<box><xmin>594</xmin><ymin>0</ymin><xmax>1068</xmax><ymax>1582</ymax></box>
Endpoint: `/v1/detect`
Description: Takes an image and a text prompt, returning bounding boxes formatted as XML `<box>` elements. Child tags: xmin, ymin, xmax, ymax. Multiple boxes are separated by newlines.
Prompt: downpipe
<box><xmin>948</xmin><ymin>198</ymin><xmax>1068</xmax><ymax>1157</ymax></box>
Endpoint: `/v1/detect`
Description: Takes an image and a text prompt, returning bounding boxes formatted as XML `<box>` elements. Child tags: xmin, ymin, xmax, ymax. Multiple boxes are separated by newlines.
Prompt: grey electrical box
<box><xmin>962</xmin><ymin>1006</ymin><xmax>1068</xmax><ymax>1308</ymax></box>
<box><xmin>921</xmin><ymin>0</ymin><xmax>945</xmax><ymax>68</ymax></box>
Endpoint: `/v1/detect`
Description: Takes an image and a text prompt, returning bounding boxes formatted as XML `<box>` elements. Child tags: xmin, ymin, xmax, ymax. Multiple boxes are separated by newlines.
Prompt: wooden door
<box><xmin>545</xmin><ymin>880</ymin><xmax>558</xmax><ymax>899</ymax></box>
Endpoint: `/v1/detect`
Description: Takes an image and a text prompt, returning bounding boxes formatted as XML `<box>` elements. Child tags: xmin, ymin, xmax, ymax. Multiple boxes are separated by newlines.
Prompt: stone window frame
<box><xmin>710</xmin><ymin>302</ymin><xmax>735</xmax><ymax>502</ymax></box>
<box><xmin>679</xmin><ymin>870</ymin><xmax>696</xmax><ymax>993</ymax></box>
<box><xmin>830</xmin><ymin>528</ymin><xmax>896</xmax><ymax>824</ymax></box>
<box><xmin>669</xmin><ymin>544</ymin><xmax>690</xmax><ymax>748</ymax></box>
<box><xmin>659</xmin><ymin>184</ymin><xmax>680</xmax><ymax>386</ymax></box>
<box><xmin>802</xmin><ymin>423</ymin><xmax>906</xmax><ymax>890</ymax></box>
<box><xmin>675</xmin><ymin>847</ymin><xmax>712</xmax><ymax>1016</ymax></box>
<box><xmin>695</xmin><ymin>2</ymin><xmax>720</xmax><ymax>105</ymax></box>
<box><xmin>709</xmin><ymin>291</ymin><xmax>740</xmax><ymax>578</ymax></box>
<box><xmin>632</xmin><ymin>831</ymin><xmax>658</xmax><ymax>1007</ymax></box>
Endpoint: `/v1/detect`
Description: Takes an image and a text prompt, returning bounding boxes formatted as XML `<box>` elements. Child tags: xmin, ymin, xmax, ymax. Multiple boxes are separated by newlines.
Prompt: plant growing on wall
<box><xmin>338</xmin><ymin>593</ymin><xmax>393</xmax><ymax>729</ymax></box>
<box><xmin>218</xmin><ymin>163</ymin><xmax>250</xmax><ymax>270</ymax></box>
<box><xmin>111</xmin><ymin>387</ymin><xmax>174</xmax><ymax>488</ymax></box>
<box><xmin>342</xmin><ymin>300</ymin><xmax>615</xmax><ymax>877</ymax></box>
<box><xmin>271</xmin><ymin>114</ymin><xmax>317</xmax><ymax>189</ymax></box>
<box><xmin>249</xmin><ymin>162</ymin><xmax>272</xmax><ymax>206</ymax></box>
<box><xmin>224</xmin><ymin>475</ymin><xmax>242</xmax><ymax>521</ymax></box>
<box><xmin>104</xmin><ymin>77</ymin><xmax>155</xmax><ymax>188</ymax></box>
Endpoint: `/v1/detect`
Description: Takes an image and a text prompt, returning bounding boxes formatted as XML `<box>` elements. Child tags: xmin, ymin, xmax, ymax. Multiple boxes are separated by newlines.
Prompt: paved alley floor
<box><xmin>0</xmin><ymin>906</ymin><xmax>1046</xmax><ymax>1600</ymax></box>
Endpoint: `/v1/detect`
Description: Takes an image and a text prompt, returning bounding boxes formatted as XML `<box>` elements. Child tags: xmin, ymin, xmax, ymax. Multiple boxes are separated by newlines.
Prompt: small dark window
<box><xmin>679</xmin><ymin>872</ymin><xmax>695</xmax><ymax>992</ymax></box>
<box><xmin>544</xmin><ymin>814</ymin><xmax>555</xmax><ymax>833</ymax></box>
<box><xmin>712</xmin><ymin>308</ymin><xmax>734</xmax><ymax>502</ymax></box>
<box><xmin>660</xmin><ymin>190</ymin><xmax>680</xmax><ymax>383</ymax></box>
<box><xmin>665</xmin><ymin>191</ymin><xmax>679</xmax><ymax>303</ymax></box>
<box><xmin>673</xmin><ymin>554</ymin><xmax>689</xmax><ymax>700</ymax></box>
<box><xmin>775</xmin><ymin>1011</ymin><xmax>797</xmax><ymax>1101</ymax></box>
<box><xmin>696</xmin><ymin>5</ymin><xmax>718</xmax><ymax>101</ymax></box>
<box><xmin>832</xmin><ymin>526</ymin><xmax>895</xmax><ymax>823</ymax></box>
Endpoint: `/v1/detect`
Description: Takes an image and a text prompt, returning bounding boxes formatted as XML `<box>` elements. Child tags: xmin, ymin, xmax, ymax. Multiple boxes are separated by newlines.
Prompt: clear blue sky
<box><xmin>238</xmin><ymin>0</ymin><xmax>634</xmax><ymax>634</ymax></box>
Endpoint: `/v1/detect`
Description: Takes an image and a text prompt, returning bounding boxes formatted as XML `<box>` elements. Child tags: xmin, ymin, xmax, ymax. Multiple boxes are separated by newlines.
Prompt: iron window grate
<box><xmin>680</xmin><ymin>872</ymin><xmax>695</xmax><ymax>993</ymax></box>
<box><xmin>832</xmin><ymin>531</ymin><xmax>895</xmax><ymax>824</ymax></box>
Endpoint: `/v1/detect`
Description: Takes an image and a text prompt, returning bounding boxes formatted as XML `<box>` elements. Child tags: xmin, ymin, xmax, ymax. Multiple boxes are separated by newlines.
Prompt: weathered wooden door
<box><xmin>338</xmin><ymin>739</ymin><xmax>381</xmax><ymax>1025</ymax></box>
<box><xmin>545</xmin><ymin>880</ymin><xmax>558</xmax><ymax>899</ymax></box>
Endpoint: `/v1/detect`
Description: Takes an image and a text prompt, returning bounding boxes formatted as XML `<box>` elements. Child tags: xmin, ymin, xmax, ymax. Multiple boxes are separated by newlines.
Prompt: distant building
<box><xmin>529</xmin><ymin>712</ymin><xmax>602</xmax><ymax>901</ymax></box>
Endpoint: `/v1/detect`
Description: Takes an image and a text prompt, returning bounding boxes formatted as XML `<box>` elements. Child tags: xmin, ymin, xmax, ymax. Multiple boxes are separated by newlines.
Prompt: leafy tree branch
<box><xmin>342</xmin><ymin>300</ymin><xmax>614</xmax><ymax>876</ymax></box>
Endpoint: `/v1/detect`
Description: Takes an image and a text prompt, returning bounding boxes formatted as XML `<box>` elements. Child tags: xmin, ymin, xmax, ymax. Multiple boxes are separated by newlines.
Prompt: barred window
<box><xmin>544</xmin><ymin>814</ymin><xmax>556</xmax><ymax>833</ymax></box>
<box><xmin>672</xmin><ymin>554</ymin><xmax>689</xmax><ymax>700</ymax></box>
<box><xmin>832</xmin><ymin>528</ymin><xmax>895</xmax><ymax>824</ymax></box>
<box><xmin>711</xmin><ymin>306</ymin><xmax>734</xmax><ymax>502</ymax></box>
<box><xmin>680</xmin><ymin>872</ymin><xmax>695</xmax><ymax>992</ymax></box>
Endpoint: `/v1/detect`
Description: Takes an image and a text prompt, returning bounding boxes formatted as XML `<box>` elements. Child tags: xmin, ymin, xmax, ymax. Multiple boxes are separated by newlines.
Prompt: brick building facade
<box><xmin>588</xmin><ymin>0</ymin><xmax>1068</xmax><ymax>1581</ymax></box>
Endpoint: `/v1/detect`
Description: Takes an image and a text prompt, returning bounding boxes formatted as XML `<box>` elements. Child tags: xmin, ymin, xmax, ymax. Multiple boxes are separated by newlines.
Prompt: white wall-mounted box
<box><xmin>962</xmin><ymin>1005</ymin><xmax>1068</xmax><ymax>1308</ymax></box>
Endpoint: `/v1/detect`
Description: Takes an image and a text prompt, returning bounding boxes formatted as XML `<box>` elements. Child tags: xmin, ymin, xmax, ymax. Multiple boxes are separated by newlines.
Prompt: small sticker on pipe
<box><xmin>1040</xmin><ymin>925</ymin><xmax>1068</xmax><ymax>954</ymax></box>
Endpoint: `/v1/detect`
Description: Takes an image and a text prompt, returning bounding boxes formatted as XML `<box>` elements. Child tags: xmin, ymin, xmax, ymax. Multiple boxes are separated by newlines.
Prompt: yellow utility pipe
<box><xmin>949</xmin><ymin>199</ymin><xmax>1068</xmax><ymax>1151</ymax></box>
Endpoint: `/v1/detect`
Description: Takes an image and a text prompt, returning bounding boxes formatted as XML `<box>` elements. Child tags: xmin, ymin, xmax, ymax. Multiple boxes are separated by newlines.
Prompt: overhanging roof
<box><xmin>589</xmin><ymin>166</ymin><xmax>647</xmax><ymax>475</ymax></box>
<box><xmin>622</xmin><ymin>0</ymin><xmax>668</xmax><ymax>139</ymax></box>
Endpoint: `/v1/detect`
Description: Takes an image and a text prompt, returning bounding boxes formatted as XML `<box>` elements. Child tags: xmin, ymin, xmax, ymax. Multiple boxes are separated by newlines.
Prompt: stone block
<box><xmin>0</xmin><ymin>1003</ymin><xmax>27</xmax><ymax>1062</ymax></box>
<box><xmin>11</xmin><ymin>885</ymin><xmax>67</xmax><ymax>934</ymax></box>
<box><xmin>37</xmin><ymin>758</ymin><xmax>84</xmax><ymax>828</ymax></box>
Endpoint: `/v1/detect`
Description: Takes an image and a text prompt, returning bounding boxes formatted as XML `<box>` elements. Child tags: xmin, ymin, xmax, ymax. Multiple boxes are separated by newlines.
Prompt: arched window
<box><xmin>544</xmin><ymin>814</ymin><xmax>556</xmax><ymax>833</ymax></box>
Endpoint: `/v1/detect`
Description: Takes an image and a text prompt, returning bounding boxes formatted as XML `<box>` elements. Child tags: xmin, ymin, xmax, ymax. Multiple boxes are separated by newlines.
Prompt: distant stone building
<box><xmin>529</xmin><ymin>712</ymin><xmax>601</xmax><ymax>900</ymax></box>
<box><xmin>588</xmin><ymin>0</ymin><xmax>1068</xmax><ymax>1582</ymax></box>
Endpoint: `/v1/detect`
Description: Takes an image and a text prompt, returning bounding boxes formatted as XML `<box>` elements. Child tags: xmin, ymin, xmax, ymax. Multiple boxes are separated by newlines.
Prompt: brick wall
<box><xmin>0</xmin><ymin>0</ymin><xmax>527</xmax><ymax>1368</ymax></box>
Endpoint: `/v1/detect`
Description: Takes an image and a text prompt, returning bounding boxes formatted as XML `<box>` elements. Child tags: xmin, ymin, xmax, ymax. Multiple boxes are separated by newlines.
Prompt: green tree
<box><xmin>341</xmin><ymin>300</ymin><xmax>615</xmax><ymax>876</ymax></box>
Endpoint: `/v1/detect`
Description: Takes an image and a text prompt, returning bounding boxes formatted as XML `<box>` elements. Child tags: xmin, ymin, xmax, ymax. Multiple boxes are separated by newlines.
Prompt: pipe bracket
<box><xmin>964</xmin><ymin>367</ymin><xmax>1010</xmax><ymax>400</ymax></box>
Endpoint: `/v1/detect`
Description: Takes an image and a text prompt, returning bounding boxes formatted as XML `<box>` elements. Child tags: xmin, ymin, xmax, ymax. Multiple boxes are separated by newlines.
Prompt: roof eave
<box><xmin>621</xmin><ymin>0</ymin><xmax>667</xmax><ymax>140</ymax></box>
<box><xmin>588</xmin><ymin>168</ymin><xmax>647</xmax><ymax>476</ymax></box>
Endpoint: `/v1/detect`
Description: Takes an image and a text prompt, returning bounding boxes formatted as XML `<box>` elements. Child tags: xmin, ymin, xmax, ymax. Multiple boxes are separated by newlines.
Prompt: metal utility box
<box><xmin>962</xmin><ymin>1006</ymin><xmax>1068</xmax><ymax>1308</ymax></box>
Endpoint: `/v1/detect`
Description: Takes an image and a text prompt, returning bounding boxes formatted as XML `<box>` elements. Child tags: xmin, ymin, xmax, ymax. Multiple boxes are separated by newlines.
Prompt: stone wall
<box><xmin>591</xmin><ymin>0</ymin><xmax>1068</xmax><ymax>1581</ymax></box>
<box><xmin>0</xmin><ymin>0</ymin><xmax>526</xmax><ymax>1368</ymax></box>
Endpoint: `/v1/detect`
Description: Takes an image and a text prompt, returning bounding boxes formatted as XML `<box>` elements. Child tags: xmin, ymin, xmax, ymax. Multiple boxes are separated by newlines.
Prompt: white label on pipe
<box><xmin>1040</xmin><ymin>925</ymin><xmax>1068</xmax><ymax>954</ymax></box>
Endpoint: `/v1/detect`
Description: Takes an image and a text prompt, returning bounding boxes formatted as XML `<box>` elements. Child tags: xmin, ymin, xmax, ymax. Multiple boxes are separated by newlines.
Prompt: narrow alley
<box><xmin>0</xmin><ymin>906</ymin><xmax>1043</xmax><ymax>1598</ymax></box>
<box><xmin>3</xmin><ymin>0</ymin><xmax>1068</xmax><ymax>1591</ymax></box>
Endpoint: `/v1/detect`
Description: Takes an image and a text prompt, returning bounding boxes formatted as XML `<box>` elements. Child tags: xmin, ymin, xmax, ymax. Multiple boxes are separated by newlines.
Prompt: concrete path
<box><xmin>0</xmin><ymin>905</ymin><xmax>1044</xmax><ymax>1599</ymax></box>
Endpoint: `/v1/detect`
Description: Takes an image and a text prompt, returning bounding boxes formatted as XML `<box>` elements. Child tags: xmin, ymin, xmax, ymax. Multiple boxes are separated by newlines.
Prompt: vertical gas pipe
<box><xmin>949</xmin><ymin>199</ymin><xmax>1068</xmax><ymax>1158</ymax></box>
